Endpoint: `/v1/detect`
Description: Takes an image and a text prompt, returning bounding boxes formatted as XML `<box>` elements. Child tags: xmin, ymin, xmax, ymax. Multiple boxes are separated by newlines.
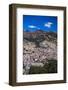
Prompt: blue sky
<box><xmin>23</xmin><ymin>15</ymin><xmax>57</xmax><ymax>32</ymax></box>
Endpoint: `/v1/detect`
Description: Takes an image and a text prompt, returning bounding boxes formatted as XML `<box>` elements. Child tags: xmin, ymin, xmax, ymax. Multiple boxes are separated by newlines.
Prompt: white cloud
<box><xmin>44</xmin><ymin>22</ymin><xmax>53</xmax><ymax>28</ymax></box>
<box><xmin>28</xmin><ymin>25</ymin><xmax>40</xmax><ymax>30</ymax></box>
<box><xmin>28</xmin><ymin>25</ymin><xmax>37</xmax><ymax>28</ymax></box>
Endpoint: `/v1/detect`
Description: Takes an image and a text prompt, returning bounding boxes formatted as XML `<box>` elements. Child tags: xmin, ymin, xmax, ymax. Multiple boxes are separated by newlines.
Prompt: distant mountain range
<box><xmin>23</xmin><ymin>30</ymin><xmax>57</xmax><ymax>44</ymax></box>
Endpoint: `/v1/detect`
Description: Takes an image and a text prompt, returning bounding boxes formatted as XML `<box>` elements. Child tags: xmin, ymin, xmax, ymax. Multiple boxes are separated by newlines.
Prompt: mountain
<box><xmin>23</xmin><ymin>30</ymin><xmax>57</xmax><ymax>44</ymax></box>
<box><xmin>23</xmin><ymin>30</ymin><xmax>57</xmax><ymax>74</ymax></box>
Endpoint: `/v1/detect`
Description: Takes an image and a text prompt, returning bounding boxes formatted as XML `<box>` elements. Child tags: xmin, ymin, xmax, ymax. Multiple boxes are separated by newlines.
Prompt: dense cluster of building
<box><xmin>23</xmin><ymin>40</ymin><xmax>57</xmax><ymax>74</ymax></box>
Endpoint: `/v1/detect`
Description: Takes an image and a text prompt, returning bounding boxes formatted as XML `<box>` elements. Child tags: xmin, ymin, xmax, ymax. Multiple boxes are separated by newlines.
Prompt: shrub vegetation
<box><xmin>29</xmin><ymin>59</ymin><xmax>57</xmax><ymax>74</ymax></box>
